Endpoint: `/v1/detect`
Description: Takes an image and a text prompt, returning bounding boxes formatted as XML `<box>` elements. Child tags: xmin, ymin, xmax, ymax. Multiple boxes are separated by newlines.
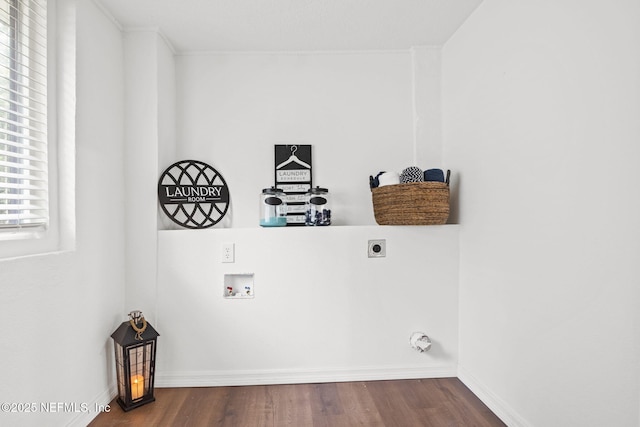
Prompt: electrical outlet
<box><xmin>222</xmin><ymin>243</ymin><xmax>235</xmax><ymax>263</ymax></box>
<box><xmin>368</xmin><ymin>239</ymin><xmax>386</xmax><ymax>258</ymax></box>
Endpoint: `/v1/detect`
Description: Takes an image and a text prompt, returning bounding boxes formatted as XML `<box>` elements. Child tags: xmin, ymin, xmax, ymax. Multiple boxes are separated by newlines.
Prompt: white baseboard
<box><xmin>457</xmin><ymin>365</ymin><xmax>532</xmax><ymax>427</ymax></box>
<box><xmin>156</xmin><ymin>365</ymin><xmax>457</xmax><ymax>388</ymax></box>
<box><xmin>66</xmin><ymin>382</ymin><xmax>117</xmax><ymax>427</ymax></box>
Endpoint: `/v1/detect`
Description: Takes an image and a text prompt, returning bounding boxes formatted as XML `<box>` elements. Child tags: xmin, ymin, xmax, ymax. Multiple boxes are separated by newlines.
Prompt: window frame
<box><xmin>0</xmin><ymin>0</ymin><xmax>74</xmax><ymax>259</ymax></box>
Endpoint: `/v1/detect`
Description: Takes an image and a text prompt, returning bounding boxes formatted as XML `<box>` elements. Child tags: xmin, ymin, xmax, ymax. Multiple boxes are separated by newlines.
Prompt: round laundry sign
<box><xmin>158</xmin><ymin>160</ymin><xmax>230</xmax><ymax>229</ymax></box>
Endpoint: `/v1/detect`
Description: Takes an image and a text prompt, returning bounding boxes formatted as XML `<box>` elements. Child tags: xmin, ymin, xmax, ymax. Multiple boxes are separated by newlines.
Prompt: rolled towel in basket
<box><xmin>369</xmin><ymin>171</ymin><xmax>386</xmax><ymax>188</ymax></box>
<box><xmin>400</xmin><ymin>166</ymin><xmax>424</xmax><ymax>183</ymax></box>
<box><xmin>378</xmin><ymin>172</ymin><xmax>400</xmax><ymax>187</ymax></box>
<box><xmin>424</xmin><ymin>168</ymin><xmax>445</xmax><ymax>182</ymax></box>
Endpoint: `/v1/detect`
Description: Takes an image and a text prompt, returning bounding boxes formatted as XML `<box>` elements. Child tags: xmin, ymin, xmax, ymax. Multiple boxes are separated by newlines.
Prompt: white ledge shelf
<box><xmin>158</xmin><ymin>224</ymin><xmax>458</xmax><ymax>232</ymax></box>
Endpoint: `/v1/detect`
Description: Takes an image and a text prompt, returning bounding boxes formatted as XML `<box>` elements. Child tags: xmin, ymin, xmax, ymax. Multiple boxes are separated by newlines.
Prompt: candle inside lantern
<box><xmin>131</xmin><ymin>374</ymin><xmax>144</xmax><ymax>400</ymax></box>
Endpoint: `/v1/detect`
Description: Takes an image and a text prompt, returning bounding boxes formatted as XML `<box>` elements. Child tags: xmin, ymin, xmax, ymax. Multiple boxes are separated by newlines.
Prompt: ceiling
<box><xmin>96</xmin><ymin>0</ymin><xmax>483</xmax><ymax>53</ymax></box>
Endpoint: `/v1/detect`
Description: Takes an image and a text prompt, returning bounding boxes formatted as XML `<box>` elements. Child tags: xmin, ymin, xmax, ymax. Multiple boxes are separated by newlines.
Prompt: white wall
<box><xmin>173</xmin><ymin>50</ymin><xmax>442</xmax><ymax>227</ymax></box>
<box><xmin>149</xmin><ymin>49</ymin><xmax>457</xmax><ymax>385</ymax></box>
<box><xmin>0</xmin><ymin>1</ymin><xmax>126</xmax><ymax>426</ymax></box>
<box><xmin>123</xmin><ymin>31</ymin><xmax>176</xmax><ymax>319</ymax></box>
<box><xmin>155</xmin><ymin>226</ymin><xmax>459</xmax><ymax>386</ymax></box>
<box><xmin>158</xmin><ymin>36</ymin><xmax>177</xmax><ymax>171</ymax></box>
<box><xmin>412</xmin><ymin>46</ymin><xmax>443</xmax><ymax>168</ymax></box>
<box><xmin>443</xmin><ymin>1</ymin><xmax>640</xmax><ymax>426</ymax></box>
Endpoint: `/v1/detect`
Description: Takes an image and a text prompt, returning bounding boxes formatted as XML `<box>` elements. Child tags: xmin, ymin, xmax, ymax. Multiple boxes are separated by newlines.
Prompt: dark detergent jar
<box><xmin>305</xmin><ymin>187</ymin><xmax>331</xmax><ymax>226</ymax></box>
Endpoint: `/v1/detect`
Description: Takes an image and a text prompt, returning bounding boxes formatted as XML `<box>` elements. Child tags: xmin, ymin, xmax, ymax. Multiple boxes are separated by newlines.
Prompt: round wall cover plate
<box><xmin>157</xmin><ymin>160</ymin><xmax>230</xmax><ymax>229</ymax></box>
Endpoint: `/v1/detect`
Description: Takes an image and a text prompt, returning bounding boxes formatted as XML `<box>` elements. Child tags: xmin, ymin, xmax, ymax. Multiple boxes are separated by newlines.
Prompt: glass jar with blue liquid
<box><xmin>260</xmin><ymin>187</ymin><xmax>287</xmax><ymax>227</ymax></box>
<box><xmin>305</xmin><ymin>187</ymin><xmax>331</xmax><ymax>226</ymax></box>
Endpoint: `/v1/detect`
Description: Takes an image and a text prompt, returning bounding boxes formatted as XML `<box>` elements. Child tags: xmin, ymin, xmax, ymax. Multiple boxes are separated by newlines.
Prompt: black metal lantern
<box><xmin>111</xmin><ymin>311</ymin><xmax>160</xmax><ymax>411</ymax></box>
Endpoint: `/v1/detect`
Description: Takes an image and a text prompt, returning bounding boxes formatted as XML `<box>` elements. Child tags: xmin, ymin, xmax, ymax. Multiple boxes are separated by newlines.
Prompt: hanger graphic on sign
<box><xmin>276</xmin><ymin>145</ymin><xmax>310</xmax><ymax>169</ymax></box>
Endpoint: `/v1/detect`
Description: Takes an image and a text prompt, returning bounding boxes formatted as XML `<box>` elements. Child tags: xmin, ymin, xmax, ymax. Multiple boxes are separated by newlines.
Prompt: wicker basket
<box><xmin>371</xmin><ymin>181</ymin><xmax>450</xmax><ymax>225</ymax></box>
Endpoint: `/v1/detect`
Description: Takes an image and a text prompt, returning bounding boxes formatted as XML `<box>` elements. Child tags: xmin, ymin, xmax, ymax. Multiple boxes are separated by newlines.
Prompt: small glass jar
<box><xmin>305</xmin><ymin>186</ymin><xmax>331</xmax><ymax>226</ymax></box>
<box><xmin>260</xmin><ymin>187</ymin><xmax>287</xmax><ymax>227</ymax></box>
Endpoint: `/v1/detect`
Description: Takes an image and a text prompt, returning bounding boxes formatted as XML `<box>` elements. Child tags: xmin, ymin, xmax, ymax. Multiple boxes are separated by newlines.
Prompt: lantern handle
<box><xmin>128</xmin><ymin>310</ymin><xmax>147</xmax><ymax>340</ymax></box>
<box><xmin>129</xmin><ymin>317</ymin><xmax>148</xmax><ymax>340</ymax></box>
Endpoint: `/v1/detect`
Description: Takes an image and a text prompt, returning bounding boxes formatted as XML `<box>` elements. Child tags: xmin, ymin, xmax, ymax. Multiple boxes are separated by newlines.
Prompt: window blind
<box><xmin>0</xmin><ymin>0</ymin><xmax>47</xmax><ymax>230</ymax></box>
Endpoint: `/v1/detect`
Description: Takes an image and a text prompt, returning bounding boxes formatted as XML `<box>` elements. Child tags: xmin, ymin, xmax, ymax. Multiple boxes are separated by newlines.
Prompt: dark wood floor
<box><xmin>88</xmin><ymin>378</ymin><xmax>505</xmax><ymax>427</ymax></box>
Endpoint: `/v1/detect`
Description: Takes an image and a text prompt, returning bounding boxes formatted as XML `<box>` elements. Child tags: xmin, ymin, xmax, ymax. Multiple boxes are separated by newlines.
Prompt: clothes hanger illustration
<box><xmin>276</xmin><ymin>145</ymin><xmax>311</xmax><ymax>169</ymax></box>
